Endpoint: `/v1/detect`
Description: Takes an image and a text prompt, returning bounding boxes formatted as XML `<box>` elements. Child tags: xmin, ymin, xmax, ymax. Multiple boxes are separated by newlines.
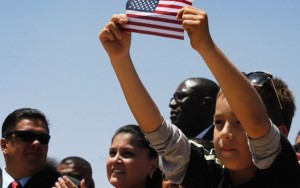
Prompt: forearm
<box><xmin>144</xmin><ymin>120</ymin><xmax>191</xmax><ymax>184</ymax></box>
<box><xmin>110</xmin><ymin>55</ymin><xmax>163</xmax><ymax>132</ymax></box>
<box><xmin>100</xmin><ymin>14</ymin><xmax>162</xmax><ymax>132</ymax></box>
<box><xmin>196</xmin><ymin>44</ymin><xmax>270</xmax><ymax>138</ymax></box>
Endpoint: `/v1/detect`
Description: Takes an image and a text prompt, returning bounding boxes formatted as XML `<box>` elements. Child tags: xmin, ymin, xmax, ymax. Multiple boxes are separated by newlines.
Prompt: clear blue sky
<box><xmin>1</xmin><ymin>1</ymin><xmax>299</xmax><ymax>187</ymax></box>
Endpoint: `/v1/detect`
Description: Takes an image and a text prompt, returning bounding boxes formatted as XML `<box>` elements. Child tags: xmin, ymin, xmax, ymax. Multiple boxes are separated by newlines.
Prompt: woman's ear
<box><xmin>148</xmin><ymin>159</ymin><xmax>158</xmax><ymax>178</ymax></box>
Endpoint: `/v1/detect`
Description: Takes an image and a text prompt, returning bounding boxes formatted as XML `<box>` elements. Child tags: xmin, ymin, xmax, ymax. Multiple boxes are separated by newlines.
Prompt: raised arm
<box><xmin>177</xmin><ymin>7</ymin><xmax>270</xmax><ymax>138</ymax></box>
<box><xmin>99</xmin><ymin>14</ymin><xmax>163</xmax><ymax>132</ymax></box>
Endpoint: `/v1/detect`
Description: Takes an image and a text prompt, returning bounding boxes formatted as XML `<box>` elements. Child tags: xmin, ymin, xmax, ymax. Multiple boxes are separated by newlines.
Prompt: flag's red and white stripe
<box><xmin>123</xmin><ymin>0</ymin><xmax>193</xmax><ymax>40</ymax></box>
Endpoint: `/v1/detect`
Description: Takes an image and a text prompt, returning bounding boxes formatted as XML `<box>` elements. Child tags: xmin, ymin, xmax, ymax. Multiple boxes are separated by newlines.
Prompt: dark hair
<box><xmin>2</xmin><ymin>108</ymin><xmax>49</xmax><ymax>137</ymax></box>
<box><xmin>256</xmin><ymin>77</ymin><xmax>295</xmax><ymax>132</ymax></box>
<box><xmin>112</xmin><ymin>124</ymin><xmax>162</xmax><ymax>188</ymax></box>
<box><xmin>112</xmin><ymin>124</ymin><xmax>158</xmax><ymax>159</ymax></box>
<box><xmin>273</xmin><ymin>77</ymin><xmax>295</xmax><ymax>132</ymax></box>
<box><xmin>59</xmin><ymin>156</ymin><xmax>95</xmax><ymax>188</ymax></box>
<box><xmin>221</xmin><ymin>73</ymin><xmax>295</xmax><ymax>133</ymax></box>
<box><xmin>232</xmin><ymin>71</ymin><xmax>296</xmax><ymax>132</ymax></box>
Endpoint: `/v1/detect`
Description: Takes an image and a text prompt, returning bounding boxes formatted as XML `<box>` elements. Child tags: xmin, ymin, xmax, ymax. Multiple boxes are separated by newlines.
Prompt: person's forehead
<box><xmin>111</xmin><ymin>133</ymin><xmax>146</xmax><ymax>151</ymax></box>
<box><xmin>15</xmin><ymin>118</ymin><xmax>48</xmax><ymax>132</ymax></box>
<box><xmin>112</xmin><ymin>133</ymin><xmax>136</xmax><ymax>145</ymax></box>
<box><xmin>215</xmin><ymin>95</ymin><xmax>233</xmax><ymax>115</ymax></box>
<box><xmin>58</xmin><ymin>164</ymin><xmax>78</xmax><ymax>173</ymax></box>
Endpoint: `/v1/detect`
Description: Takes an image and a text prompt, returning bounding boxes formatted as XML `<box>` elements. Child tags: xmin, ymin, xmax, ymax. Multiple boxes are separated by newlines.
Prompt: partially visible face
<box><xmin>295</xmin><ymin>135</ymin><xmax>300</xmax><ymax>165</ymax></box>
<box><xmin>213</xmin><ymin>96</ymin><xmax>254</xmax><ymax>171</ymax></box>
<box><xmin>1</xmin><ymin>119</ymin><xmax>48</xmax><ymax>178</ymax></box>
<box><xmin>169</xmin><ymin>81</ymin><xmax>206</xmax><ymax>134</ymax></box>
<box><xmin>57</xmin><ymin>162</ymin><xmax>93</xmax><ymax>188</ymax></box>
<box><xmin>57</xmin><ymin>163</ymin><xmax>82</xmax><ymax>180</ymax></box>
<box><xmin>106</xmin><ymin>133</ymin><xmax>157</xmax><ymax>188</ymax></box>
<box><xmin>295</xmin><ymin>135</ymin><xmax>300</xmax><ymax>147</ymax></box>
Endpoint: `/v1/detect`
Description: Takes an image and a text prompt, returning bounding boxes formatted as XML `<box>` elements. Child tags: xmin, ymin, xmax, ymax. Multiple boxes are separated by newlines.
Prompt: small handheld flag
<box><xmin>123</xmin><ymin>0</ymin><xmax>193</xmax><ymax>40</ymax></box>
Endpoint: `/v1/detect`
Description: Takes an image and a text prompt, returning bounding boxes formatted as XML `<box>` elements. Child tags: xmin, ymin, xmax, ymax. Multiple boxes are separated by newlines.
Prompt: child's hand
<box><xmin>99</xmin><ymin>14</ymin><xmax>131</xmax><ymax>60</ymax></box>
<box><xmin>177</xmin><ymin>7</ymin><xmax>214</xmax><ymax>53</ymax></box>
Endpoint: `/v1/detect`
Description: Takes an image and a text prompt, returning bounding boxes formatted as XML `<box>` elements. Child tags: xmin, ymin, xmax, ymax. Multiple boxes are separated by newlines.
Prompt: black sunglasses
<box><xmin>246</xmin><ymin>71</ymin><xmax>283</xmax><ymax>110</ymax></box>
<box><xmin>4</xmin><ymin>130</ymin><xmax>51</xmax><ymax>145</ymax></box>
<box><xmin>294</xmin><ymin>143</ymin><xmax>300</xmax><ymax>153</ymax></box>
<box><xmin>172</xmin><ymin>92</ymin><xmax>203</xmax><ymax>102</ymax></box>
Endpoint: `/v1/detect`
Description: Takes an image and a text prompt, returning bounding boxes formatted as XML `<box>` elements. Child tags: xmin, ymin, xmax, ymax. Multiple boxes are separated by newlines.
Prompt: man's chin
<box><xmin>25</xmin><ymin>160</ymin><xmax>45</xmax><ymax>171</ymax></box>
<box><xmin>170</xmin><ymin>120</ymin><xmax>187</xmax><ymax>132</ymax></box>
<box><xmin>21</xmin><ymin>165</ymin><xmax>44</xmax><ymax>177</ymax></box>
<box><xmin>171</xmin><ymin>120</ymin><xmax>179</xmax><ymax>125</ymax></box>
<box><xmin>170</xmin><ymin>115</ymin><xmax>180</xmax><ymax>124</ymax></box>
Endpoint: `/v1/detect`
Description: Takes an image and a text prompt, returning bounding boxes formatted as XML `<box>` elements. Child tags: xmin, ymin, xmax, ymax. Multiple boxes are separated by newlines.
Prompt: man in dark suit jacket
<box><xmin>22</xmin><ymin>161</ymin><xmax>80</xmax><ymax>188</ymax></box>
<box><xmin>1</xmin><ymin>108</ymin><xmax>80</xmax><ymax>188</ymax></box>
<box><xmin>169</xmin><ymin>77</ymin><xmax>219</xmax><ymax>140</ymax></box>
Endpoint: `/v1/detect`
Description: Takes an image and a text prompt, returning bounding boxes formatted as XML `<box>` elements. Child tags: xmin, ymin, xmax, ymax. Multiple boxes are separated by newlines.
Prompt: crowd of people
<box><xmin>1</xmin><ymin>5</ymin><xmax>300</xmax><ymax>188</ymax></box>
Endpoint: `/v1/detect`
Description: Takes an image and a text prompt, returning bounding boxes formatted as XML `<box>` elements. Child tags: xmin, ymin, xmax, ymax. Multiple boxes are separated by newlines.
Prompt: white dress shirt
<box><xmin>2</xmin><ymin>166</ymin><xmax>30</xmax><ymax>188</ymax></box>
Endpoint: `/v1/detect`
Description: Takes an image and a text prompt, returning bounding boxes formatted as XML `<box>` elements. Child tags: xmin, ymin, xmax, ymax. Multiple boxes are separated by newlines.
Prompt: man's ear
<box><xmin>277</xmin><ymin>125</ymin><xmax>288</xmax><ymax>137</ymax></box>
<box><xmin>1</xmin><ymin>138</ymin><xmax>8</xmax><ymax>154</ymax></box>
<box><xmin>202</xmin><ymin>97</ymin><xmax>213</xmax><ymax>109</ymax></box>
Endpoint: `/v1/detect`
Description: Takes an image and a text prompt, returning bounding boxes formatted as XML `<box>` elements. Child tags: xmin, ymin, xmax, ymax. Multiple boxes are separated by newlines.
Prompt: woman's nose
<box><xmin>112</xmin><ymin>153</ymin><xmax>122</xmax><ymax>163</ymax></box>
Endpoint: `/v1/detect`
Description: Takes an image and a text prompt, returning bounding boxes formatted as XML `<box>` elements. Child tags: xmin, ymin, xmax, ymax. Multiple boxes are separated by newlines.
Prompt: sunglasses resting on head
<box><xmin>244</xmin><ymin>71</ymin><xmax>284</xmax><ymax>123</ymax></box>
<box><xmin>3</xmin><ymin>130</ymin><xmax>51</xmax><ymax>145</ymax></box>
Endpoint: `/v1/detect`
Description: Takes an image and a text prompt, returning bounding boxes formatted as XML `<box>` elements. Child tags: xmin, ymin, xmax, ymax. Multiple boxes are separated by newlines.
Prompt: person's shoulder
<box><xmin>263</xmin><ymin>133</ymin><xmax>300</xmax><ymax>185</ymax></box>
<box><xmin>182</xmin><ymin>141</ymin><xmax>223</xmax><ymax>188</ymax></box>
<box><xmin>24</xmin><ymin>166</ymin><xmax>61</xmax><ymax>188</ymax></box>
<box><xmin>189</xmin><ymin>140</ymin><xmax>221</xmax><ymax>164</ymax></box>
<box><xmin>278</xmin><ymin>133</ymin><xmax>298</xmax><ymax>160</ymax></box>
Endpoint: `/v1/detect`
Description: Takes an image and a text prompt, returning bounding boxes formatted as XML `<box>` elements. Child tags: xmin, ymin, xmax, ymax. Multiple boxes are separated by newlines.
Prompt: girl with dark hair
<box><xmin>107</xmin><ymin>124</ymin><xmax>162</xmax><ymax>188</ymax></box>
<box><xmin>54</xmin><ymin>124</ymin><xmax>162</xmax><ymax>188</ymax></box>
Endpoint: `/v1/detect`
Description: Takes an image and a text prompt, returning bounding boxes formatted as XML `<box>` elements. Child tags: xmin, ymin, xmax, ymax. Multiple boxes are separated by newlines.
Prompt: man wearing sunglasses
<box><xmin>0</xmin><ymin>108</ymin><xmax>79</xmax><ymax>188</ymax></box>
<box><xmin>169</xmin><ymin>77</ymin><xmax>219</xmax><ymax>140</ymax></box>
<box><xmin>165</xmin><ymin>77</ymin><xmax>219</xmax><ymax>188</ymax></box>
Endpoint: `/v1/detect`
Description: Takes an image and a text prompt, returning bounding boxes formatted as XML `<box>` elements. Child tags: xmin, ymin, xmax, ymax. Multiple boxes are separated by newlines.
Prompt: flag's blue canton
<box><xmin>126</xmin><ymin>0</ymin><xmax>159</xmax><ymax>13</ymax></box>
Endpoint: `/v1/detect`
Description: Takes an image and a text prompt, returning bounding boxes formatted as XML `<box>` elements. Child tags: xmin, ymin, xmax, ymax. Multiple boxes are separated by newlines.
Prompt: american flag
<box><xmin>123</xmin><ymin>0</ymin><xmax>193</xmax><ymax>40</ymax></box>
